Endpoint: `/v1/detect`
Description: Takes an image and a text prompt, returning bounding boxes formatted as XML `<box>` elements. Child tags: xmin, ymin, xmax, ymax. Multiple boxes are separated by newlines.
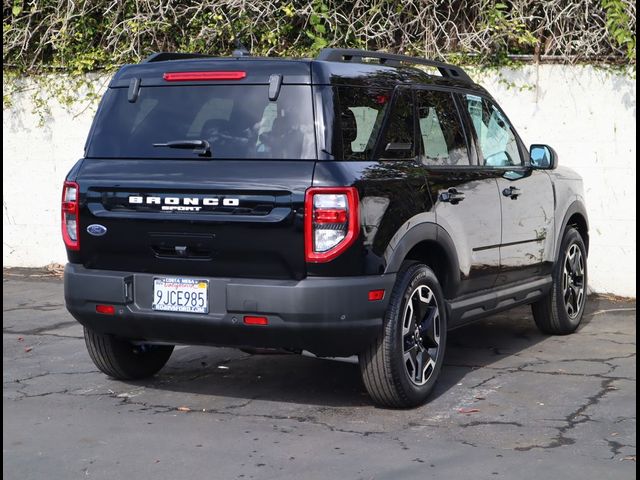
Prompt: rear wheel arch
<box><xmin>385</xmin><ymin>223</ymin><xmax>461</xmax><ymax>299</ymax></box>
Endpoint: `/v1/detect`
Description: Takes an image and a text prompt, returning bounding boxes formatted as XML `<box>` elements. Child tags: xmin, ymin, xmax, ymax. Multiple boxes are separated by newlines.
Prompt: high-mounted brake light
<box><xmin>304</xmin><ymin>187</ymin><xmax>360</xmax><ymax>263</ymax></box>
<box><xmin>61</xmin><ymin>181</ymin><xmax>80</xmax><ymax>251</ymax></box>
<box><xmin>163</xmin><ymin>71</ymin><xmax>247</xmax><ymax>82</ymax></box>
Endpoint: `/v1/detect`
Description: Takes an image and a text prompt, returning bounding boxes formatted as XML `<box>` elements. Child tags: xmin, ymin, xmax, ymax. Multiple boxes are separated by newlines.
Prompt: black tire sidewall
<box><xmin>113</xmin><ymin>339</ymin><xmax>174</xmax><ymax>378</ymax></box>
<box><xmin>84</xmin><ymin>327</ymin><xmax>174</xmax><ymax>380</ymax></box>
<box><xmin>552</xmin><ymin>228</ymin><xmax>588</xmax><ymax>330</ymax></box>
<box><xmin>387</xmin><ymin>264</ymin><xmax>447</xmax><ymax>405</ymax></box>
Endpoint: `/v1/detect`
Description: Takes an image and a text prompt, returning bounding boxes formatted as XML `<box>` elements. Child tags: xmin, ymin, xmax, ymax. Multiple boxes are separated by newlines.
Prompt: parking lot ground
<box><xmin>3</xmin><ymin>270</ymin><xmax>636</xmax><ymax>479</ymax></box>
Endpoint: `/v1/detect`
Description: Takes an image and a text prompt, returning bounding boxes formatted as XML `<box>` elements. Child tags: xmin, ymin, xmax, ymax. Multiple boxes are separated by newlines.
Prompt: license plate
<box><xmin>152</xmin><ymin>277</ymin><xmax>209</xmax><ymax>314</ymax></box>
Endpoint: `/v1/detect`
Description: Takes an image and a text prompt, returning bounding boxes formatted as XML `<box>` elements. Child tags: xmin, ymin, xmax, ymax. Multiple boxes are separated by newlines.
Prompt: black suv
<box><xmin>63</xmin><ymin>49</ymin><xmax>589</xmax><ymax>408</ymax></box>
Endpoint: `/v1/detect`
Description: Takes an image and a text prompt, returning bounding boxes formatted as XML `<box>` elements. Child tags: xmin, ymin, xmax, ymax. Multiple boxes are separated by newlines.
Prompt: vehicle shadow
<box><xmin>131</xmin><ymin>296</ymin><xmax>607</xmax><ymax>408</ymax></box>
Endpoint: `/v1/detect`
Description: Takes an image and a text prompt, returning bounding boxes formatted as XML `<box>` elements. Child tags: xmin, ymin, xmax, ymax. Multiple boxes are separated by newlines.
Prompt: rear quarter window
<box><xmin>332</xmin><ymin>86</ymin><xmax>392</xmax><ymax>160</ymax></box>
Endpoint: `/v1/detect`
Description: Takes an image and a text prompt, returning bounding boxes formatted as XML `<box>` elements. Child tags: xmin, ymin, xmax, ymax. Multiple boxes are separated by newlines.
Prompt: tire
<box><xmin>359</xmin><ymin>263</ymin><xmax>447</xmax><ymax>408</ymax></box>
<box><xmin>84</xmin><ymin>327</ymin><xmax>174</xmax><ymax>380</ymax></box>
<box><xmin>532</xmin><ymin>227</ymin><xmax>588</xmax><ymax>335</ymax></box>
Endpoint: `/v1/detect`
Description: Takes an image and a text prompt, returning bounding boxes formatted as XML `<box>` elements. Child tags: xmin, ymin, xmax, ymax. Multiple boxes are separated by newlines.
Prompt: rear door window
<box><xmin>87</xmin><ymin>85</ymin><xmax>316</xmax><ymax>159</ymax></box>
<box><xmin>416</xmin><ymin>90</ymin><xmax>469</xmax><ymax>166</ymax></box>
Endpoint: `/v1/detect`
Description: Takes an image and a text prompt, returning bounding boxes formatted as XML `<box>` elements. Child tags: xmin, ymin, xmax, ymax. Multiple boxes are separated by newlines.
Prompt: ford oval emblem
<box><xmin>87</xmin><ymin>224</ymin><xmax>107</xmax><ymax>236</ymax></box>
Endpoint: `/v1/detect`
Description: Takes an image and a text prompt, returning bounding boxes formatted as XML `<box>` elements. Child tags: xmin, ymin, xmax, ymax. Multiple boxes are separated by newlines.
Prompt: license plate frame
<box><xmin>152</xmin><ymin>277</ymin><xmax>209</xmax><ymax>314</ymax></box>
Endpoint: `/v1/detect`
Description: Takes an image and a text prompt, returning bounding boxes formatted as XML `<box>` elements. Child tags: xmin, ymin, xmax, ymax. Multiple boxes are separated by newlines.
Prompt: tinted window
<box><xmin>463</xmin><ymin>94</ymin><xmax>522</xmax><ymax>167</ymax></box>
<box><xmin>87</xmin><ymin>85</ymin><xmax>316</xmax><ymax>159</ymax></box>
<box><xmin>378</xmin><ymin>89</ymin><xmax>415</xmax><ymax>160</ymax></box>
<box><xmin>334</xmin><ymin>86</ymin><xmax>391</xmax><ymax>160</ymax></box>
<box><xmin>416</xmin><ymin>90</ymin><xmax>468</xmax><ymax>166</ymax></box>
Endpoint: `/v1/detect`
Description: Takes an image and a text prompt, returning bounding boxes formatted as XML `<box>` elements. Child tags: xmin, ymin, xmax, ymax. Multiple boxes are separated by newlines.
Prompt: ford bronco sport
<box><xmin>63</xmin><ymin>49</ymin><xmax>589</xmax><ymax>408</ymax></box>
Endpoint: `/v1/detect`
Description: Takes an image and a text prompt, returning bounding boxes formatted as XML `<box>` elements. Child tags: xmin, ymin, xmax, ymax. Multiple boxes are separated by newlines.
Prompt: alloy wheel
<box><xmin>402</xmin><ymin>285</ymin><xmax>441</xmax><ymax>386</ymax></box>
<box><xmin>562</xmin><ymin>243</ymin><xmax>585</xmax><ymax>319</ymax></box>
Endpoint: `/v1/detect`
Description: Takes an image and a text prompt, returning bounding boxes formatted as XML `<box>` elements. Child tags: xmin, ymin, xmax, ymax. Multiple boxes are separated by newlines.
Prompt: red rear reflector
<box><xmin>314</xmin><ymin>209</ymin><xmax>348</xmax><ymax>224</ymax></box>
<box><xmin>163</xmin><ymin>71</ymin><xmax>247</xmax><ymax>82</ymax></box>
<box><xmin>244</xmin><ymin>316</ymin><xmax>268</xmax><ymax>326</ymax></box>
<box><xmin>368</xmin><ymin>289</ymin><xmax>385</xmax><ymax>301</ymax></box>
<box><xmin>96</xmin><ymin>304</ymin><xmax>115</xmax><ymax>315</ymax></box>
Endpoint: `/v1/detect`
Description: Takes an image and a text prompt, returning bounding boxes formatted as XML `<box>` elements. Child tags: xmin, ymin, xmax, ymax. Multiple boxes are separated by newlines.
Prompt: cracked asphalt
<box><xmin>3</xmin><ymin>271</ymin><xmax>636</xmax><ymax>479</ymax></box>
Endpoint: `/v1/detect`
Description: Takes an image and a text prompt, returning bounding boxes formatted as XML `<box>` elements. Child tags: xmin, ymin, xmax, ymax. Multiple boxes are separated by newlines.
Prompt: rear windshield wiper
<box><xmin>153</xmin><ymin>140</ymin><xmax>211</xmax><ymax>157</ymax></box>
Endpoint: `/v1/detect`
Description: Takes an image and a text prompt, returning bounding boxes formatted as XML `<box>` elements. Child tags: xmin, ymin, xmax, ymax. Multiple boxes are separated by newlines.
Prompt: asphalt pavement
<box><xmin>3</xmin><ymin>270</ymin><xmax>636</xmax><ymax>479</ymax></box>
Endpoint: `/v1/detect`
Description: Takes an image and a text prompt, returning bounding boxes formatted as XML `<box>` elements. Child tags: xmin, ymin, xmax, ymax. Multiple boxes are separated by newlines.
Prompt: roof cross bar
<box><xmin>316</xmin><ymin>48</ymin><xmax>472</xmax><ymax>83</ymax></box>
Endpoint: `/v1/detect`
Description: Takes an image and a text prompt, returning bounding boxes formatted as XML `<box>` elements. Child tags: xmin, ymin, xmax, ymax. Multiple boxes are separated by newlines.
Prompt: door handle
<box><xmin>502</xmin><ymin>186</ymin><xmax>522</xmax><ymax>199</ymax></box>
<box><xmin>440</xmin><ymin>188</ymin><xmax>465</xmax><ymax>205</ymax></box>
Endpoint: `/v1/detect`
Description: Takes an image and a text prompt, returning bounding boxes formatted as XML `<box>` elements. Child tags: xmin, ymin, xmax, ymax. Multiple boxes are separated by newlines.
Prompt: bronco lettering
<box><xmin>128</xmin><ymin>196</ymin><xmax>239</xmax><ymax>207</ymax></box>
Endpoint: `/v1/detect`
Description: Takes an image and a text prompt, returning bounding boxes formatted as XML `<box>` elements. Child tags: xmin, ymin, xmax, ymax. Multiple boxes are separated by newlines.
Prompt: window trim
<box><xmin>323</xmin><ymin>82</ymin><xmax>529</xmax><ymax>168</ymax></box>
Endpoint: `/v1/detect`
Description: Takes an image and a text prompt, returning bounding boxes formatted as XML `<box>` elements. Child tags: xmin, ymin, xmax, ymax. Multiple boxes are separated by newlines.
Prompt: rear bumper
<box><xmin>64</xmin><ymin>264</ymin><xmax>395</xmax><ymax>356</ymax></box>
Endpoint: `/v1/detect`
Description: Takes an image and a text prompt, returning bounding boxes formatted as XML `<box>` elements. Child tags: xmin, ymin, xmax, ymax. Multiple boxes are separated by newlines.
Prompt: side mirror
<box><xmin>530</xmin><ymin>144</ymin><xmax>558</xmax><ymax>170</ymax></box>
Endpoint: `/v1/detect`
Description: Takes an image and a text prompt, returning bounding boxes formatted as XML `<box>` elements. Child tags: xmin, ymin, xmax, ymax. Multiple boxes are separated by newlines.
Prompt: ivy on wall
<box><xmin>3</xmin><ymin>0</ymin><xmax>636</xmax><ymax>75</ymax></box>
<box><xmin>2</xmin><ymin>0</ymin><xmax>636</xmax><ymax>117</ymax></box>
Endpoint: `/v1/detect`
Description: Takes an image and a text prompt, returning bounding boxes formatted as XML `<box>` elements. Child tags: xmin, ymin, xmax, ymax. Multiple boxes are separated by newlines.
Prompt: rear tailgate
<box><xmin>71</xmin><ymin>60</ymin><xmax>317</xmax><ymax>280</ymax></box>
<box><xmin>74</xmin><ymin>159</ymin><xmax>313</xmax><ymax>280</ymax></box>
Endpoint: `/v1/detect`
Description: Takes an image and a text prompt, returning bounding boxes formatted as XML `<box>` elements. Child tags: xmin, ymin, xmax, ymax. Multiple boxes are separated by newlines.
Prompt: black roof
<box><xmin>109</xmin><ymin>48</ymin><xmax>481</xmax><ymax>91</ymax></box>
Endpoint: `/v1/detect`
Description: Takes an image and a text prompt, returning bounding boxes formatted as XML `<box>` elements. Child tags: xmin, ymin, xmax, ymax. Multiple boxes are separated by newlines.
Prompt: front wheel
<box><xmin>84</xmin><ymin>327</ymin><xmax>174</xmax><ymax>380</ymax></box>
<box><xmin>359</xmin><ymin>263</ymin><xmax>447</xmax><ymax>408</ymax></box>
<box><xmin>532</xmin><ymin>227</ymin><xmax>588</xmax><ymax>334</ymax></box>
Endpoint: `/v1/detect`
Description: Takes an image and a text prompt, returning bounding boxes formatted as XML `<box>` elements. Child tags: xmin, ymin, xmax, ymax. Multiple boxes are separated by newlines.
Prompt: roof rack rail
<box><xmin>143</xmin><ymin>52</ymin><xmax>216</xmax><ymax>63</ymax></box>
<box><xmin>316</xmin><ymin>48</ymin><xmax>472</xmax><ymax>83</ymax></box>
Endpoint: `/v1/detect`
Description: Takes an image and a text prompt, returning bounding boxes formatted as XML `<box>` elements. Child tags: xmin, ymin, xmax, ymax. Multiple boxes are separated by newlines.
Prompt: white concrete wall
<box><xmin>477</xmin><ymin>66</ymin><xmax>636</xmax><ymax>297</ymax></box>
<box><xmin>2</xmin><ymin>66</ymin><xmax>636</xmax><ymax>297</ymax></box>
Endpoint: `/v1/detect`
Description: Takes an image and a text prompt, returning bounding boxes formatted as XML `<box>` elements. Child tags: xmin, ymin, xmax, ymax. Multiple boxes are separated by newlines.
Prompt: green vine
<box><xmin>602</xmin><ymin>0</ymin><xmax>636</xmax><ymax>61</ymax></box>
<box><xmin>3</xmin><ymin>1</ymin><xmax>636</xmax><ymax>114</ymax></box>
<box><xmin>482</xmin><ymin>2</ymin><xmax>538</xmax><ymax>64</ymax></box>
<box><xmin>3</xmin><ymin>73</ymin><xmax>106</xmax><ymax>126</ymax></box>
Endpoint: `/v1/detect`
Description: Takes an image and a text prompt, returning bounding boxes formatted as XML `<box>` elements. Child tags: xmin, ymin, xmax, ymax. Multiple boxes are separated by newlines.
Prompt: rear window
<box><xmin>87</xmin><ymin>85</ymin><xmax>316</xmax><ymax>159</ymax></box>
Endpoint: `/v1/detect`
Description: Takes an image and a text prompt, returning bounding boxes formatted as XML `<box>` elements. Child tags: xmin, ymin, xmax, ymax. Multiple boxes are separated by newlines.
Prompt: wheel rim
<box><xmin>402</xmin><ymin>285</ymin><xmax>441</xmax><ymax>386</ymax></box>
<box><xmin>562</xmin><ymin>243</ymin><xmax>585</xmax><ymax>319</ymax></box>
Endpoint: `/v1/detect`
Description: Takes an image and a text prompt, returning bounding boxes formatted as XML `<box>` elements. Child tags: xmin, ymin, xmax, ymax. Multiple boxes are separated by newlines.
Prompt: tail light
<box><xmin>305</xmin><ymin>187</ymin><xmax>360</xmax><ymax>263</ymax></box>
<box><xmin>61</xmin><ymin>181</ymin><xmax>79</xmax><ymax>250</ymax></box>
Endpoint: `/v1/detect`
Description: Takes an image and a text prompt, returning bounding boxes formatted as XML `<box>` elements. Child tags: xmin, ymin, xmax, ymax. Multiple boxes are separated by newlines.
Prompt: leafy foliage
<box><xmin>602</xmin><ymin>0</ymin><xmax>636</xmax><ymax>61</ymax></box>
<box><xmin>3</xmin><ymin>0</ymin><xmax>636</xmax><ymax>76</ymax></box>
